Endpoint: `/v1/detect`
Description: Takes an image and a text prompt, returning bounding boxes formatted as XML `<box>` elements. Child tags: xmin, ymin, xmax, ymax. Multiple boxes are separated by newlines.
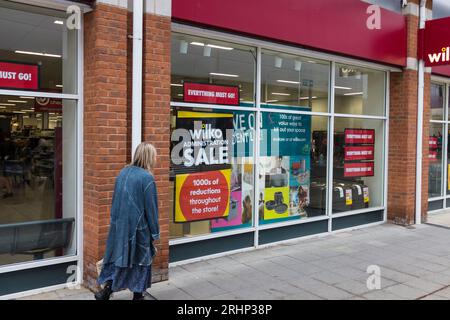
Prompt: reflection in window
<box><xmin>261</xmin><ymin>50</ymin><xmax>329</xmax><ymax>112</ymax></box>
<box><xmin>171</xmin><ymin>33</ymin><xmax>256</xmax><ymax>106</ymax></box>
<box><xmin>431</xmin><ymin>83</ymin><xmax>444</xmax><ymax>121</ymax></box>
<box><xmin>335</xmin><ymin>64</ymin><xmax>385</xmax><ymax>116</ymax></box>
<box><xmin>0</xmin><ymin>1</ymin><xmax>78</xmax><ymax>94</ymax></box>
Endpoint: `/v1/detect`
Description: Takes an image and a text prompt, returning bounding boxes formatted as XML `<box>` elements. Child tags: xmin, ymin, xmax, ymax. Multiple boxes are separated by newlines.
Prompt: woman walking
<box><xmin>95</xmin><ymin>142</ymin><xmax>160</xmax><ymax>300</ymax></box>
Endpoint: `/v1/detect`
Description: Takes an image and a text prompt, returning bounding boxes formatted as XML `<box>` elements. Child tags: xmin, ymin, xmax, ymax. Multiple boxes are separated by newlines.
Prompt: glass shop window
<box><xmin>261</xmin><ymin>50</ymin><xmax>329</xmax><ymax>112</ymax></box>
<box><xmin>334</xmin><ymin>64</ymin><xmax>385</xmax><ymax>117</ymax></box>
<box><xmin>171</xmin><ymin>33</ymin><xmax>256</xmax><ymax>107</ymax></box>
<box><xmin>169</xmin><ymin>106</ymin><xmax>255</xmax><ymax>239</ymax></box>
<box><xmin>0</xmin><ymin>0</ymin><xmax>78</xmax><ymax>94</ymax></box>
<box><xmin>332</xmin><ymin>118</ymin><xmax>385</xmax><ymax>213</ymax></box>
<box><xmin>431</xmin><ymin>83</ymin><xmax>445</xmax><ymax>121</ymax></box>
<box><xmin>429</xmin><ymin>123</ymin><xmax>444</xmax><ymax>198</ymax></box>
<box><xmin>258</xmin><ymin>114</ymin><xmax>329</xmax><ymax>224</ymax></box>
<box><xmin>0</xmin><ymin>95</ymin><xmax>77</xmax><ymax>266</ymax></box>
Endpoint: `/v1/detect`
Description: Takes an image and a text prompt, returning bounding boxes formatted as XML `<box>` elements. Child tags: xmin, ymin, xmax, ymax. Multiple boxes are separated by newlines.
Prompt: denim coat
<box><xmin>102</xmin><ymin>166</ymin><xmax>160</xmax><ymax>268</ymax></box>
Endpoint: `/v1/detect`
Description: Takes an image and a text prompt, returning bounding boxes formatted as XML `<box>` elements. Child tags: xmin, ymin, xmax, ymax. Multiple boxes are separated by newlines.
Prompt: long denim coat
<box><xmin>102</xmin><ymin>166</ymin><xmax>160</xmax><ymax>268</ymax></box>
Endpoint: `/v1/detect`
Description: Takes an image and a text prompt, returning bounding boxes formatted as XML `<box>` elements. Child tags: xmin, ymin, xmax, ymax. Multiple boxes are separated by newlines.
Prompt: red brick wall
<box><xmin>388</xmin><ymin>70</ymin><xmax>418</xmax><ymax>225</ymax></box>
<box><xmin>83</xmin><ymin>3</ymin><xmax>130</xmax><ymax>290</ymax></box>
<box><xmin>387</xmin><ymin>2</ymin><xmax>433</xmax><ymax>225</ymax></box>
<box><xmin>83</xmin><ymin>4</ymin><xmax>171</xmax><ymax>289</ymax></box>
<box><xmin>142</xmin><ymin>13</ymin><xmax>171</xmax><ymax>282</ymax></box>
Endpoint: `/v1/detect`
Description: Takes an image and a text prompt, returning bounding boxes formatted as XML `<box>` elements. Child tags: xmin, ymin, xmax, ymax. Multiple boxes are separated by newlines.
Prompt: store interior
<box><xmin>0</xmin><ymin>1</ymin><xmax>76</xmax><ymax>267</ymax></box>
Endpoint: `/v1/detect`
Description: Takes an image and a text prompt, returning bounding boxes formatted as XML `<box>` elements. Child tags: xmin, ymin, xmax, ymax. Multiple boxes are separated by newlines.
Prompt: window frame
<box><xmin>169</xmin><ymin>24</ymin><xmax>390</xmax><ymax>248</ymax></box>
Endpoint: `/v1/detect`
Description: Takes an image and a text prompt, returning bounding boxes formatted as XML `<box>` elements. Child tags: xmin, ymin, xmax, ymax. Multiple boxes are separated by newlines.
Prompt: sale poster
<box><xmin>172</xmin><ymin>111</ymin><xmax>233</xmax><ymax>175</ymax></box>
<box><xmin>174</xmin><ymin>169</ymin><xmax>231</xmax><ymax>223</ymax></box>
<box><xmin>172</xmin><ymin>110</ymin><xmax>234</xmax><ymax>223</ymax></box>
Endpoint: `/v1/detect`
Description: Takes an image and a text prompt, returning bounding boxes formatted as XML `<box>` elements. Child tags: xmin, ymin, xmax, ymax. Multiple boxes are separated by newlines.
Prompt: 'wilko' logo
<box><xmin>428</xmin><ymin>47</ymin><xmax>450</xmax><ymax>64</ymax></box>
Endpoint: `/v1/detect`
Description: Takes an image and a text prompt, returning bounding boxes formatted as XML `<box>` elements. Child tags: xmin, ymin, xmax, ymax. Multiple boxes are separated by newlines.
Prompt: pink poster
<box><xmin>211</xmin><ymin>191</ymin><xmax>242</xmax><ymax>229</ymax></box>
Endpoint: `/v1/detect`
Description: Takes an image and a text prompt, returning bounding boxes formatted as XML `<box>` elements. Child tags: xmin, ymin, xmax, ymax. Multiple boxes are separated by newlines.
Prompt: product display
<box><xmin>265</xmin><ymin>191</ymin><xmax>288</xmax><ymax>214</ymax></box>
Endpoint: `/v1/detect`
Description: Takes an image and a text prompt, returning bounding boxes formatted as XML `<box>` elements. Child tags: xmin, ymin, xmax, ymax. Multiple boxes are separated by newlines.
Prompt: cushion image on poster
<box><xmin>211</xmin><ymin>191</ymin><xmax>243</xmax><ymax>231</ymax></box>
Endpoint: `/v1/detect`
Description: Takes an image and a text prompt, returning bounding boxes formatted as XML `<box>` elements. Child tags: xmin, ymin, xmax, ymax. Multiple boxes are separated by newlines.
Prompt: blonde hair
<box><xmin>131</xmin><ymin>142</ymin><xmax>157</xmax><ymax>173</ymax></box>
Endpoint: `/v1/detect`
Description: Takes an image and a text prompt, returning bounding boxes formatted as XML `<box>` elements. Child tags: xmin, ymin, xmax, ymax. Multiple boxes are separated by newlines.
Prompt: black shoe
<box><xmin>133</xmin><ymin>291</ymin><xmax>157</xmax><ymax>300</ymax></box>
<box><xmin>94</xmin><ymin>284</ymin><xmax>113</xmax><ymax>300</ymax></box>
<box><xmin>2</xmin><ymin>192</ymin><xmax>13</xmax><ymax>199</ymax></box>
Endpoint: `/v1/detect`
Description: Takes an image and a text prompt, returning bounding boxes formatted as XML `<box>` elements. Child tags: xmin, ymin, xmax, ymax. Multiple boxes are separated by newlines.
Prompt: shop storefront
<box><xmin>0</xmin><ymin>0</ymin><xmax>84</xmax><ymax>297</ymax></box>
<box><xmin>168</xmin><ymin>27</ymin><xmax>389</xmax><ymax>263</ymax></box>
<box><xmin>2</xmin><ymin>0</ymin><xmax>450</xmax><ymax>299</ymax></box>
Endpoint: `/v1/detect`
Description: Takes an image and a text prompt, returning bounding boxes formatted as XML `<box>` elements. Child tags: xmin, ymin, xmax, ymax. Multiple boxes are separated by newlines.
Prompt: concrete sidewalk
<box><xmin>19</xmin><ymin>223</ymin><xmax>450</xmax><ymax>300</ymax></box>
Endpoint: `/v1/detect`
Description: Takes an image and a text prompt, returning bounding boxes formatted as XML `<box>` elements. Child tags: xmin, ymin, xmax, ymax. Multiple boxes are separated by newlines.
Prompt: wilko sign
<box><xmin>0</xmin><ymin>61</ymin><xmax>39</xmax><ymax>90</ymax></box>
<box><xmin>421</xmin><ymin>17</ymin><xmax>450</xmax><ymax>67</ymax></box>
<box><xmin>344</xmin><ymin>146</ymin><xmax>375</xmax><ymax>161</ymax></box>
<box><xmin>344</xmin><ymin>129</ymin><xmax>375</xmax><ymax>145</ymax></box>
<box><xmin>344</xmin><ymin>162</ymin><xmax>374</xmax><ymax>178</ymax></box>
<box><xmin>183</xmin><ymin>82</ymin><xmax>239</xmax><ymax>106</ymax></box>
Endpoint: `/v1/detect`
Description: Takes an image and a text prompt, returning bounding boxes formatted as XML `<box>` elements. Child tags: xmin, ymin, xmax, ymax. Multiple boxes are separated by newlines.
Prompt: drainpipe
<box><xmin>131</xmin><ymin>0</ymin><xmax>143</xmax><ymax>158</ymax></box>
<box><xmin>415</xmin><ymin>0</ymin><xmax>427</xmax><ymax>225</ymax></box>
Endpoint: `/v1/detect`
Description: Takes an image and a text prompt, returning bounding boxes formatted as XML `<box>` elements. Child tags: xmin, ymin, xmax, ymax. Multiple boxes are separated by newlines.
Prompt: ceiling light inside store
<box><xmin>277</xmin><ymin>80</ymin><xmax>300</xmax><ymax>85</ymax></box>
<box><xmin>8</xmin><ymin>100</ymin><xmax>27</xmax><ymax>104</ymax></box>
<box><xmin>171</xmin><ymin>83</ymin><xmax>183</xmax><ymax>87</ymax></box>
<box><xmin>344</xmin><ymin>92</ymin><xmax>364</xmax><ymax>96</ymax></box>
<box><xmin>15</xmin><ymin>50</ymin><xmax>61</xmax><ymax>58</ymax></box>
<box><xmin>22</xmin><ymin>109</ymin><xmax>35</xmax><ymax>112</ymax></box>
<box><xmin>209</xmin><ymin>72</ymin><xmax>239</xmax><ymax>78</ymax></box>
<box><xmin>190</xmin><ymin>42</ymin><xmax>205</xmax><ymax>46</ymax></box>
<box><xmin>20</xmin><ymin>96</ymin><xmax>36</xmax><ymax>99</ymax></box>
<box><xmin>13</xmin><ymin>111</ymin><xmax>26</xmax><ymax>114</ymax></box>
<box><xmin>206</xmin><ymin>44</ymin><xmax>233</xmax><ymax>50</ymax></box>
<box><xmin>56</xmin><ymin>85</ymin><xmax>63</xmax><ymax>88</ymax></box>
<box><xmin>0</xmin><ymin>106</ymin><xmax>6</xmax><ymax>109</ymax></box>
<box><xmin>271</xmin><ymin>92</ymin><xmax>291</xmax><ymax>96</ymax></box>
<box><xmin>307</xmin><ymin>60</ymin><xmax>317</xmax><ymax>64</ymax></box>
<box><xmin>299</xmin><ymin>96</ymin><xmax>317</xmax><ymax>100</ymax></box>
<box><xmin>266</xmin><ymin>100</ymin><xmax>279</xmax><ymax>103</ymax></box>
<box><xmin>0</xmin><ymin>103</ymin><xmax>15</xmax><ymax>106</ymax></box>
<box><xmin>274</xmin><ymin>56</ymin><xmax>283</xmax><ymax>68</ymax></box>
<box><xmin>54</xmin><ymin>20</ymin><xmax>64</xmax><ymax>25</ymax></box>
<box><xmin>334</xmin><ymin>86</ymin><xmax>352</xmax><ymax>90</ymax></box>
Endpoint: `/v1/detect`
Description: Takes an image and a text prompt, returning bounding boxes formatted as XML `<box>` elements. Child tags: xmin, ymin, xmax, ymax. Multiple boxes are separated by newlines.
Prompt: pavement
<box><xmin>18</xmin><ymin>223</ymin><xmax>450</xmax><ymax>300</ymax></box>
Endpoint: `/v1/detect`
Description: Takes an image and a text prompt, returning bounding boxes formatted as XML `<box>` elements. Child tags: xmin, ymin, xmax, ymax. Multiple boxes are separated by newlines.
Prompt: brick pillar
<box><xmin>142</xmin><ymin>12</ymin><xmax>171</xmax><ymax>282</ymax></box>
<box><xmin>387</xmin><ymin>0</ymin><xmax>432</xmax><ymax>225</ymax></box>
<box><xmin>83</xmin><ymin>3</ymin><xmax>129</xmax><ymax>290</ymax></box>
